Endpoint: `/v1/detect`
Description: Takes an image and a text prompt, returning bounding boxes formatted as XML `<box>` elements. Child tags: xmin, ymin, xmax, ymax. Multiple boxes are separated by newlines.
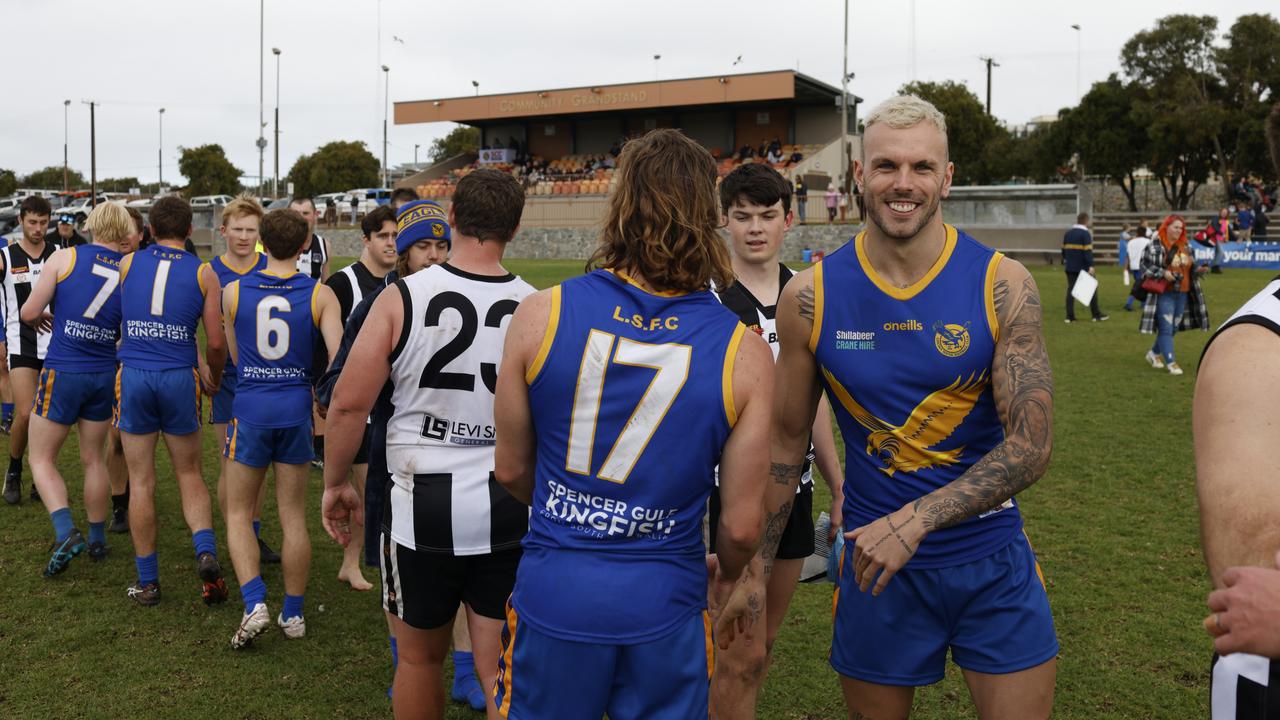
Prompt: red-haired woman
<box><xmin>1139</xmin><ymin>214</ymin><xmax>1210</xmax><ymax>375</ymax></box>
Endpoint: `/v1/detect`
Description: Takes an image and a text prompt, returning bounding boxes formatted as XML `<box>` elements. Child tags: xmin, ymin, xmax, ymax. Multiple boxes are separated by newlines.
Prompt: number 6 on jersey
<box><xmin>565</xmin><ymin>330</ymin><xmax>691</xmax><ymax>484</ymax></box>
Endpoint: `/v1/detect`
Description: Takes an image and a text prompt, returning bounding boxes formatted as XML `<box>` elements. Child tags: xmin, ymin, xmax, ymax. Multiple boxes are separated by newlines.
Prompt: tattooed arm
<box><xmin>913</xmin><ymin>258</ymin><xmax>1054</xmax><ymax>531</ymax></box>
<box><xmin>848</xmin><ymin>258</ymin><xmax>1053</xmax><ymax>595</ymax></box>
<box><xmin>765</xmin><ymin>269</ymin><xmax>826</xmax><ymax>575</ymax></box>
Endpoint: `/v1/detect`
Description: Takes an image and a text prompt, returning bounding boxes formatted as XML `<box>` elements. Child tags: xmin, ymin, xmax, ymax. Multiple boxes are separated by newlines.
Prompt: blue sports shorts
<box><xmin>114</xmin><ymin>366</ymin><xmax>202</xmax><ymax>436</ymax></box>
<box><xmin>209</xmin><ymin>370</ymin><xmax>237</xmax><ymax>425</ymax></box>
<box><xmin>495</xmin><ymin>604</ymin><xmax>712</xmax><ymax>720</ymax></box>
<box><xmin>224</xmin><ymin>417</ymin><xmax>314</xmax><ymax>468</ymax></box>
<box><xmin>830</xmin><ymin>533</ymin><xmax>1058</xmax><ymax>685</ymax></box>
<box><xmin>32</xmin><ymin>367</ymin><xmax>115</xmax><ymax>425</ymax></box>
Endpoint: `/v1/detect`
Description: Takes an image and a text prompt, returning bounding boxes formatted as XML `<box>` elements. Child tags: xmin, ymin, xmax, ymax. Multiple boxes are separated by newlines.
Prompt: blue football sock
<box><xmin>240</xmin><ymin>575</ymin><xmax>267</xmax><ymax>613</ymax></box>
<box><xmin>282</xmin><ymin>594</ymin><xmax>304</xmax><ymax>621</ymax></box>
<box><xmin>2</xmin><ymin>402</ymin><xmax>13</xmax><ymax>421</ymax></box>
<box><xmin>452</xmin><ymin>650</ymin><xmax>486</xmax><ymax>709</ymax></box>
<box><xmin>50</xmin><ymin>507</ymin><xmax>75</xmax><ymax>542</ymax></box>
<box><xmin>135</xmin><ymin>553</ymin><xmax>159</xmax><ymax>586</ymax></box>
<box><xmin>387</xmin><ymin>636</ymin><xmax>399</xmax><ymax>699</ymax></box>
<box><xmin>88</xmin><ymin>521</ymin><xmax>106</xmax><ymax>546</ymax></box>
<box><xmin>191</xmin><ymin>528</ymin><xmax>216</xmax><ymax>558</ymax></box>
<box><xmin>253</xmin><ymin>519</ymin><xmax>262</xmax><ymax>539</ymax></box>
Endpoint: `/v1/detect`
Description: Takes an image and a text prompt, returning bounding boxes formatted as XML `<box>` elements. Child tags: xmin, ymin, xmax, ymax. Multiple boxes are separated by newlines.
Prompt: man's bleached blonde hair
<box><xmin>83</xmin><ymin>201</ymin><xmax>134</xmax><ymax>243</ymax></box>
<box><xmin>863</xmin><ymin>95</ymin><xmax>949</xmax><ymax>156</ymax></box>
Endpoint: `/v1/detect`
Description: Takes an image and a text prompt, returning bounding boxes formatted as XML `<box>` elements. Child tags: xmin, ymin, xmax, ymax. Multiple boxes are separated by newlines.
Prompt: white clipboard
<box><xmin>1072</xmin><ymin>272</ymin><xmax>1098</xmax><ymax>306</ymax></box>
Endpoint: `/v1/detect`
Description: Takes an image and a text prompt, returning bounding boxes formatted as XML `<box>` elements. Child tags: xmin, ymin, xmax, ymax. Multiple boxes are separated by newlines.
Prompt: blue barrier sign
<box><xmin>1193</xmin><ymin>242</ymin><xmax>1280</xmax><ymax>269</ymax></box>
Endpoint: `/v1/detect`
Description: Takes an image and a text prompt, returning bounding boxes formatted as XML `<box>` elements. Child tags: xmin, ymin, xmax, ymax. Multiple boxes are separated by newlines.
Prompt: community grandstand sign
<box><xmin>497</xmin><ymin>90</ymin><xmax>649</xmax><ymax>114</ymax></box>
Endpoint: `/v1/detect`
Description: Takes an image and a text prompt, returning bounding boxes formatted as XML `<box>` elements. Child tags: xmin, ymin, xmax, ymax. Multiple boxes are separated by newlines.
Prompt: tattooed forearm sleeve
<box><xmin>761</xmin><ymin>462</ymin><xmax>804</xmax><ymax>574</ymax></box>
<box><xmin>914</xmin><ymin>271</ymin><xmax>1054</xmax><ymax>532</ymax></box>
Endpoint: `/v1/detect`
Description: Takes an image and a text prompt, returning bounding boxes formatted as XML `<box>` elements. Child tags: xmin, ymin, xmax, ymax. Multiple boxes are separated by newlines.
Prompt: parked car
<box><xmin>60</xmin><ymin>195</ymin><xmax>108</xmax><ymax>223</ymax></box>
<box><xmin>190</xmin><ymin>195</ymin><xmax>235</xmax><ymax>208</ymax></box>
<box><xmin>265</xmin><ymin>197</ymin><xmax>292</xmax><ymax>210</ymax></box>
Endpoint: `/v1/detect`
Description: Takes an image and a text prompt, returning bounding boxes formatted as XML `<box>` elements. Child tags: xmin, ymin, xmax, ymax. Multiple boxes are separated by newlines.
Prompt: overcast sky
<box><xmin>3</xmin><ymin>0</ymin><xmax>1272</xmax><ymax>191</ymax></box>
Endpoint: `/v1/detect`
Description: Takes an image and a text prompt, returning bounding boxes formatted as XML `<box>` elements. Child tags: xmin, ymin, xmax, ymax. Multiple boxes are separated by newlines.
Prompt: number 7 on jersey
<box><xmin>564</xmin><ymin>330</ymin><xmax>691</xmax><ymax>484</ymax></box>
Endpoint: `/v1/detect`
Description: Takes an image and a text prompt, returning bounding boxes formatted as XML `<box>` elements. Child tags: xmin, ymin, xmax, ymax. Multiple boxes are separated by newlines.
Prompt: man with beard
<box><xmin>767</xmin><ymin>95</ymin><xmax>1058</xmax><ymax>718</ymax></box>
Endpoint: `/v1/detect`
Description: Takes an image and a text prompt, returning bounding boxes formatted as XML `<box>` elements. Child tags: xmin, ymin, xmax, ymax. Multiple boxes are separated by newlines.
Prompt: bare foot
<box><xmin>337</xmin><ymin>567</ymin><xmax>373</xmax><ymax>591</ymax></box>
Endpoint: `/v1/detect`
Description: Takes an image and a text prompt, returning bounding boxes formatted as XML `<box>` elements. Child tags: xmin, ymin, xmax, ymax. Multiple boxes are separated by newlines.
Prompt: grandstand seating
<box><xmin>413</xmin><ymin>144</ymin><xmax>824</xmax><ymax>201</ymax></box>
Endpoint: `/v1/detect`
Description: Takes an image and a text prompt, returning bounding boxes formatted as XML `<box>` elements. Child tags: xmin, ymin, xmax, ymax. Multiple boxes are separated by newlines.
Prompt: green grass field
<box><xmin>0</xmin><ymin>258</ymin><xmax>1262</xmax><ymax>719</ymax></box>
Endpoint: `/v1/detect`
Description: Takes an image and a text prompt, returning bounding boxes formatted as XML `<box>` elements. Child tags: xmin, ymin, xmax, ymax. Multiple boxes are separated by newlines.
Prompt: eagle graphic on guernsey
<box><xmin>823</xmin><ymin>369</ymin><xmax>988</xmax><ymax>476</ymax></box>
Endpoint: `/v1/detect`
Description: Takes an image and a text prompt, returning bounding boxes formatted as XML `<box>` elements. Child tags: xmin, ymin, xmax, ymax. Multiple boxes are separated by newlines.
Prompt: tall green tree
<box><xmin>98</xmin><ymin>177</ymin><xmax>142</xmax><ymax>193</ymax></box>
<box><xmin>0</xmin><ymin>169</ymin><xmax>16</xmax><ymax>197</ymax></box>
<box><xmin>1122</xmin><ymin>14</ymin><xmax>1227</xmax><ymax>208</ymax></box>
<box><xmin>429</xmin><ymin>126</ymin><xmax>480</xmax><ymax>163</ymax></box>
<box><xmin>1217</xmin><ymin>14</ymin><xmax>1280</xmax><ymax>182</ymax></box>
<box><xmin>899</xmin><ymin>80</ymin><xmax>1003</xmax><ymax>184</ymax></box>
<box><xmin>1059</xmin><ymin>76</ymin><xmax>1150</xmax><ymax>211</ymax></box>
<box><xmin>21</xmin><ymin>165</ymin><xmax>86</xmax><ymax>190</ymax></box>
<box><xmin>177</xmin><ymin>145</ymin><xmax>243</xmax><ymax>197</ymax></box>
<box><xmin>287</xmin><ymin>141</ymin><xmax>380</xmax><ymax>198</ymax></box>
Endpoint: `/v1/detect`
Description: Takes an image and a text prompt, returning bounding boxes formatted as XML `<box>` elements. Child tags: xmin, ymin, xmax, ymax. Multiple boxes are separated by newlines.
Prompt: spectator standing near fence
<box><xmin>1140</xmin><ymin>214</ymin><xmax>1209</xmax><ymax>376</ymax></box>
<box><xmin>1117</xmin><ymin>224</ymin><xmax>1132</xmax><ymax>270</ymax></box>
<box><xmin>826</xmin><ymin>183</ymin><xmax>838</xmax><ymax>222</ymax></box>
<box><xmin>1236</xmin><ymin>202</ymin><xmax>1255</xmax><ymax>245</ymax></box>
<box><xmin>795</xmin><ymin>177</ymin><xmax>808</xmax><ymax>224</ymax></box>
<box><xmin>1201</xmin><ymin>208</ymin><xmax>1234</xmax><ymax>273</ymax></box>
<box><xmin>1124</xmin><ymin>227</ymin><xmax>1152</xmax><ymax>312</ymax></box>
<box><xmin>1062</xmin><ymin>213</ymin><xmax>1108</xmax><ymax>323</ymax></box>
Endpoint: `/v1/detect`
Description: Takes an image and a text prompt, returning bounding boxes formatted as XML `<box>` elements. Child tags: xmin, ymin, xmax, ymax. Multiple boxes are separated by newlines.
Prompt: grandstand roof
<box><xmin>395</xmin><ymin>70</ymin><xmax>846</xmax><ymax>126</ymax></box>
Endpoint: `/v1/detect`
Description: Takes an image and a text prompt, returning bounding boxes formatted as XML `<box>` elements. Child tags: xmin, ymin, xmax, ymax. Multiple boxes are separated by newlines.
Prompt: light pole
<box><xmin>472</xmin><ymin>80</ymin><xmax>479</xmax><ymax>96</ymax></box>
<box><xmin>256</xmin><ymin>0</ymin><xmax>266</xmax><ymax>197</ymax></box>
<box><xmin>382</xmin><ymin>65</ymin><xmax>390</xmax><ymax>188</ymax></box>
<box><xmin>82</xmin><ymin>101</ymin><xmax>97</xmax><ymax>205</ymax></box>
<box><xmin>414</xmin><ymin>143</ymin><xmax>420</xmax><ymax>167</ymax></box>
<box><xmin>158</xmin><ymin>108</ymin><xmax>165</xmax><ymax>192</ymax></box>
<box><xmin>63</xmin><ymin>100</ymin><xmax>70</xmax><ymax>192</ymax></box>
<box><xmin>840</xmin><ymin>0</ymin><xmax>849</xmax><ymax>194</ymax></box>
<box><xmin>273</xmin><ymin>47</ymin><xmax>281</xmax><ymax>198</ymax></box>
<box><xmin>653</xmin><ymin>54</ymin><xmax>661</xmax><ymax>80</ymax></box>
<box><xmin>1071</xmin><ymin>24</ymin><xmax>1082</xmax><ymax>102</ymax></box>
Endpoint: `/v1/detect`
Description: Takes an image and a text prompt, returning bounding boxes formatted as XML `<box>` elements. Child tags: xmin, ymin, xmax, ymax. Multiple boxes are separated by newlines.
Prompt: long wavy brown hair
<box><xmin>587</xmin><ymin>129</ymin><xmax>733</xmax><ymax>293</ymax></box>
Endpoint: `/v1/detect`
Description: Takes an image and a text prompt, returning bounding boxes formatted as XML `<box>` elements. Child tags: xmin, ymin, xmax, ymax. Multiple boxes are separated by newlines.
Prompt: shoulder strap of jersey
<box><xmin>57</xmin><ymin>247</ymin><xmax>77</xmax><ymax>283</ymax></box>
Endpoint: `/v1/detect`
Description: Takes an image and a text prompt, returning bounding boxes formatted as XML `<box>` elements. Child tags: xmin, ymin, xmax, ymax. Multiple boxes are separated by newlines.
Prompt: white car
<box><xmin>190</xmin><ymin>195</ymin><xmax>235</xmax><ymax>208</ymax></box>
<box><xmin>59</xmin><ymin>196</ymin><xmax>108</xmax><ymax>223</ymax></box>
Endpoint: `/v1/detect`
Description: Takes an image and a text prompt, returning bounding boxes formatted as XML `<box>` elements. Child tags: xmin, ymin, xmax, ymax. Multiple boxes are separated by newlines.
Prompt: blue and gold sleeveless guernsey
<box><xmin>512</xmin><ymin>269</ymin><xmax>745</xmax><ymax>644</ymax></box>
<box><xmin>206</xmin><ymin>252</ymin><xmax>267</xmax><ymax>423</ymax></box>
<box><xmin>814</xmin><ymin>225</ymin><xmax>1017</xmax><ymax>568</ymax></box>
<box><xmin>224</xmin><ymin>270</ymin><xmax>319</xmax><ymax>429</ymax></box>
<box><xmin>46</xmin><ymin>245</ymin><xmax>122</xmax><ymax>372</ymax></box>
<box><xmin>118</xmin><ymin>244</ymin><xmax>208</xmax><ymax>370</ymax></box>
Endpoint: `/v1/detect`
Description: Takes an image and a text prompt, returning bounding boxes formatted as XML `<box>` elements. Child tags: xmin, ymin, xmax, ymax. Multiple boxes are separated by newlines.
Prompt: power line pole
<box><xmin>979</xmin><ymin>56</ymin><xmax>999</xmax><ymax>116</ymax></box>
<box><xmin>257</xmin><ymin>0</ymin><xmax>266</xmax><ymax>197</ymax></box>
<box><xmin>840</xmin><ymin>0</ymin><xmax>849</xmax><ymax>193</ymax></box>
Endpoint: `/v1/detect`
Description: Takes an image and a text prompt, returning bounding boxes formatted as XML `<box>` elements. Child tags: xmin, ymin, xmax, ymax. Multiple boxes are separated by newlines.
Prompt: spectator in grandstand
<box><xmin>323</xmin><ymin>200</ymin><xmax>337</xmax><ymax>227</ymax></box>
<box><xmin>739</xmin><ymin>144</ymin><xmax>755</xmax><ymax>162</ymax></box>
<box><xmin>1124</xmin><ymin>225</ymin><xmax>1152</xmax><ymax>312</ymax></box>
<box><xmin>1254</xmin><ymin>202</ymin><xmax>1271</xmax><ymax>242</ymax></box>
<box><xmin>349</xmin><ymin>194</ymin><xmax>359</xmax><ymax>225</ymax></box>
<box><xmin>1236</xmin><ymin>202</ymin><xmax>1255</xmax><ymax>244</ymax></box>
<box><xmin>825</xmin><ymin>183</ymin><xmax>839</xmax><ymax>222</ymax></box>
<box><xmin>1140</xmin><ymin>214</ymin><xmax>1209</xmax><ymax>376</ymax></box>
<box><xmin>795</xmin><ymin>177</ymin><xmax>808</xmax><ymax>224</ymax></box>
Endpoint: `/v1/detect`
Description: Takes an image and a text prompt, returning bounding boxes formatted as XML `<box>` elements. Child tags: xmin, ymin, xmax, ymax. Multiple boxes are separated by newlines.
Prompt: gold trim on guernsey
<box><xmin>225</xmin><ymin>279</ymin><xmax>242</xmax><ymax>321</ymax></box>
<box><xmin>984</xmin><ymin>252</ymin><xmax>1004</xmax><ymax>343</ymax></box>
<box><xmin>197</xmin><ymin>262</ymin><xmax>210</xmax><ymax>295</ymax></box>
<box><xmin>525</xmin><ymin>286</ymin><xmax>562</xmax><ymax>385</ymax></box>
<box><xmin>609</xmin><ymin>268</ymin><xmax>687</xmax><ymax>297</ymax></box>
<box><xmin>225</xmin><ymin>252</ymin><xmax>262</xmax><ymax>275</ymax></box>
<box><xmin>57</xmin><ymin>247</ymin><xmax>77</xmax><ymax>282</ymax></box>
<box><xmin>119</xmin><ymin>253</ymin><xmax>134</xmax><ymax>283</ymax></box>
<box><xmin>310</xmin><ymin>283</ymin><xmax>322</xmax><ymax>328</ymax></box>
<box><xmin>808</xmin><ymin>261</ymin><xmax>824</xmax><ymax>354</ymax></box>
<box><xmin>1061</xmin><ymin>243</ymin><xmax>1092</xmax><ymax>251</ymax></box>
<box><xmin>722</xmin><ymin>322</ymin><xmax>746</xmax><ymax>427</ymax></box>
<box><xmin>855</xmin><ymin>224</ymin><xmax>959</xmax><ymax>301</ymax></box>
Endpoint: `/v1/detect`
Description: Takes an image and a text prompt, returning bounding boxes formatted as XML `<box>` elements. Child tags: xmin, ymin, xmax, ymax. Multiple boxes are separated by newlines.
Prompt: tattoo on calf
<box><xmin>915</xmin><ymin>272</ymin><xmax>1053</xmax><ymax>532</ymax></box>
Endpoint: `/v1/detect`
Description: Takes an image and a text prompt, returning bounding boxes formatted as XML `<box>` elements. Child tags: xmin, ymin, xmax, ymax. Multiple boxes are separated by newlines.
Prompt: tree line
<box><xmin>907</xmin><ymin>13</ymin><xmax>1280</xmax><ymax>210</ymax></box>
